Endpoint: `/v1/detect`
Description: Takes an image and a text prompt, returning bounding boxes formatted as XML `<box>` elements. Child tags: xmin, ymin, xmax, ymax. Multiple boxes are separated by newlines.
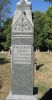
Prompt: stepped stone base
<box><xmin>7</xmin><ymin>93</ymin><xmax>38</xmax><ymax>100</ymax></box>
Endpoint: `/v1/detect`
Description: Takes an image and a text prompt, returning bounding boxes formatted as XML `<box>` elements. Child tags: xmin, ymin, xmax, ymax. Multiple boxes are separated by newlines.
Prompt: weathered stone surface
<box><xmin>11</xmin><ymin>0</ymin><xmax>34</xmax><ymax>95</ymax></box>
<box><xmin>6</xmin><ymin>0</ymin><xmax>37</xmax><ymax>99</ymax></box>
<box><xmin>7</xmin><ymin>94</ymin><xmax>38</xmax><ymax>100</ymax></box>
<box><xmin>12</xmin><ymin>45</ymin><xmax>31</xmax><ymax>64</ymax></box>
<box><xmin>12</xmin><ymin>14</ymin><xmax>33</xmax><ymax>33</ymax></box>
<box><xmin>12</xmin><ymin>44</ymin><xmax>34</xmax><ymax>95</ymax></box>
<box><xmin>11</xmin><ymin>37</ymin><xmax>34</xmax><ymax>45</ymax></box>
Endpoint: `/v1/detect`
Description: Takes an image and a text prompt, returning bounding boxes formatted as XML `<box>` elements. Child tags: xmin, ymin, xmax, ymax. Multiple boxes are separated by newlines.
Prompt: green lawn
<box><xmin>35</xmin><ymin>52</ymin><xmax>52</xmax><ymax>98</ymax></box>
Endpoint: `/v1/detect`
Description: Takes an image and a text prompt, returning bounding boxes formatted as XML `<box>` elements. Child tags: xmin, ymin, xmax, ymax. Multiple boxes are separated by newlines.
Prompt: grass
<box><xmin>0</xmin><ymin>53</ymin><xmax>11</xmax><ymax>100</ymax></box>
<box><xmin>35</xmin><ymin>51</ymin><xmax>52</xmax><ymax>98</ymax></box>
<box><xmin>0</xmin><ymin>51</ymin><xmax>52</xmax><ymax>100</ymax></box>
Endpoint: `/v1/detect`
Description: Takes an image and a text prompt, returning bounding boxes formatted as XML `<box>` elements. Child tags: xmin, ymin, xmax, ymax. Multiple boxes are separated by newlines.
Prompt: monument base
<box><xmin>7</xmin><ymin>93</ymin><xmax>38</xmax><ymax>100</ymax></box>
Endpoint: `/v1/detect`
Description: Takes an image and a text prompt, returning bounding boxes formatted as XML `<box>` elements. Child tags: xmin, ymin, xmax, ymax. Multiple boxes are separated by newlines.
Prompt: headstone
<box><xmin>36</xmin><ymin>49</ymin><xmax>38</xmax><ymax>52</ymax></box>
<box><xmin>7</xmin><ymin>0</ymin><xmax>38</xmax><ymax>100</ymax></box>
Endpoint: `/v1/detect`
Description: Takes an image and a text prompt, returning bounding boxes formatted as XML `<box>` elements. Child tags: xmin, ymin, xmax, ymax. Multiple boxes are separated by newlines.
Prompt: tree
<box><xmin>34</xmin><ymin>11</ymin><xmax>47</xmax><ymax>51</ymax></box>
<box><xmin>0</xmin><ymin>0</ymin><xmax>11</xmax><ymax>29</ymax></box>
<box><xmin>44</xmin><ymin>7</ymin><xmax>52</xmax><ymax>51</ymax></box>
<box><xmin>2</xmin><ymin>18</ymin><xmax>12</xmax><ymax>50</ymax></box>
<box><xmin>34</xmin><ymin>7</ymin><xmax>52</xmax><ymax>51</ymax></box>
<box><xmin>0</xmin><ymin>0</ymin><xmax>11</xmax><ymax>51</ymax></box>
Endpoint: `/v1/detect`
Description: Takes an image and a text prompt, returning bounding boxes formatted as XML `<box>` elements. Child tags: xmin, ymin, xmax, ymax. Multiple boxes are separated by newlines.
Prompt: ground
<box><xmin>0</xmin><ymin>52</ymin><xmax>11</xmax><ymax>100</ymax></box>
<box><xmin>34</xmin><ymin>51</ymin><xmax>52</xmax><ymax>99</ymax></box>
<box><xmin>0</xmin><ymin>51</ymin><xmax>52</xmax><ymax>100</ymax></box>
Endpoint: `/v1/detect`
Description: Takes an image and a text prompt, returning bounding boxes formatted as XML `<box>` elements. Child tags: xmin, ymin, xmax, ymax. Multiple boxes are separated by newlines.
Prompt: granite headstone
<box><xmin>7</xmin><ymin>0</ymin><xmax>37</xmax><ymax>100</ymax></box>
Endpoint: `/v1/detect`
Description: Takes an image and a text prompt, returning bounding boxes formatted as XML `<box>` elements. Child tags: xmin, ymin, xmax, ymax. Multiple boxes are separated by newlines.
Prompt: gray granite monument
<box><xmin>7</xmin><ymin>0</ymin><xmax>37</xmax><ymax>100</ymax></box>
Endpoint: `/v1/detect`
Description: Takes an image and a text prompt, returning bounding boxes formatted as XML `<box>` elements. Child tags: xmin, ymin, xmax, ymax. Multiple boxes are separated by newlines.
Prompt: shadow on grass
<box><xmin>0</xmin><ymin>77</ymin><xmax>3</xmax><ymax>90</ymax></box>
<box><xmin>36</xmin><ymin>64</ymin><xmax>44</xmax><ymax>70</ymax></box>
<box><xmin>33</xmin><ymin>87</ymin><xmax>38</xmax><ymax>95</ymax></box>
<box><xmin>0</xmin><ymin>58</ymin><xmax>10</xmax><ymax>64</ymax></box>
<box><xmin>40</xmin><ymin>88</ymin><xmax>52</xmax><ymax>100</ymax></box>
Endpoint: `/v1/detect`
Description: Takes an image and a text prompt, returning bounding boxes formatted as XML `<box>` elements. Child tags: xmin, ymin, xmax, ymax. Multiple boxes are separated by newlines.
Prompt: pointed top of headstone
<box><xmin>17</xmin><ymin>0</ymin><xmax>31</xmax><ymax>5</ymax></box>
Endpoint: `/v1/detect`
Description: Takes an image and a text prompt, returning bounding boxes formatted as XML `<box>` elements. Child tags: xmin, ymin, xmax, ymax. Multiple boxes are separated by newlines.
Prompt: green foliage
<box><xmin>46</xmin><ymin>39</ymin><xmax>52</xmax><ymax>50</ymax></box>
<box><xmin>34</xmin><ymin>7</ymin><xmax>52</xmax><ymax>51</ymax></box>
<box><xmin>34</xmin><ymin>11</ymin><xmax>47</xmax><ymax>51</ymax></box>
<box><xmin>0</xmin><ymin>18</ymin><xmax>12</xmax><ymax>51</ymax></box>
<box><xmin>0</xmin><ymin>0</ymin><xmax>11</xmax><ymax>51</ymax></box>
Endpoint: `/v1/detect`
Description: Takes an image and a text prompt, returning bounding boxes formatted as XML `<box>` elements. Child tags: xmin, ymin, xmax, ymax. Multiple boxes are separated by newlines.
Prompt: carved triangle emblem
<box><xmin>12</xmin><ymin>13</ymin><xmax>33</xmax><ymax>33</ymax></box>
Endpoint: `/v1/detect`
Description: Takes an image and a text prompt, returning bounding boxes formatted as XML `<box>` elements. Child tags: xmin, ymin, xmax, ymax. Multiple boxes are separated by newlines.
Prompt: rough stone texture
<box><xmin>11</xmin><ymin>0</ymin><xmax>34</xmax><ymax>94</ymax></box>
<box><xmin>12</xmin><ymin>44</ymin><xmax>34</xmax><ymax>95</ymax></box>
<box><xmin>11</xmin><ymin>37</ymin><xmax>34</xmax><ymax>45</ymax></box>
<box><xmin>12</xmin><ymin>0</ymin><xmax>33</xmax><ymax>34</ymax></box>
<box><xmin>6</xmin><ymin>0</ymin><xmax>37</xmax><ymax>99</ymax></box>
<box><xmin>12</xmin><ymin>14</ymin><xmax>33</xmax><ymax>33</ymax></box>
<box><xmin>12</xmin><ymin>1</ymin><xmax>33</xmax><ymax>30</ymax></box>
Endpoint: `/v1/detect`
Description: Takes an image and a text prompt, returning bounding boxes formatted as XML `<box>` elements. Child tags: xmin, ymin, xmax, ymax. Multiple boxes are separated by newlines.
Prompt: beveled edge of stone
<box><xmin>7</xmin><ymin>92</ymin><xmax>38</xmax><ymax>100</ymax></box>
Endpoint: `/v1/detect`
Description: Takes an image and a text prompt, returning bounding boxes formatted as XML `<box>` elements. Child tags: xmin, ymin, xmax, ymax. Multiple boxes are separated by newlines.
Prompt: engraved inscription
<box><xmin>12</xmin><ymin>45</ymin><xmax>31</xmax><ymax>64</ymax></box>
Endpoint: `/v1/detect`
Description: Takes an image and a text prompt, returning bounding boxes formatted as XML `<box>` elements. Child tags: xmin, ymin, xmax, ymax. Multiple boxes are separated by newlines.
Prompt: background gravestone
<box><xmin>7</xmin><ymin>0</ymin><xmax>37</xmax><ymax>100</ymax></box>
